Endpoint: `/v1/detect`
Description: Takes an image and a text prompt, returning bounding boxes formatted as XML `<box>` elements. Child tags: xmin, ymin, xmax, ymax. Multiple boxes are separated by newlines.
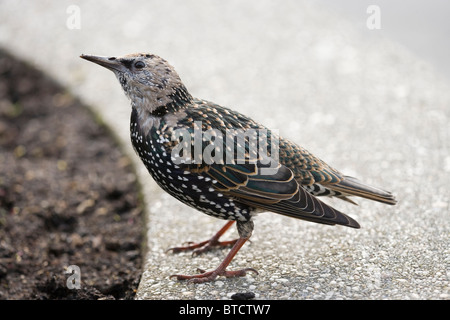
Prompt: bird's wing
<box><xmin>202</xmin><ymin>161</ymin><xmax>360</xmax><ymax>228</ymax></box>
<box><xmin>279</xmin><ymin>139</ymin><xmax>344</xmax><ymax>185</ymax></box>
<box><xmin>279</xmin><ymin>139</ymin><xmax>396</xmax><ymax>205</ymax></box>
<box><xmin>162</xmin><ymin>110</ymin><xmax>359</xmax><ymax>227</ymax></box>
<box><xmin>163</xmin><ymin>101</ymin><xmax>391</xmax><ymax>212</ymax></box>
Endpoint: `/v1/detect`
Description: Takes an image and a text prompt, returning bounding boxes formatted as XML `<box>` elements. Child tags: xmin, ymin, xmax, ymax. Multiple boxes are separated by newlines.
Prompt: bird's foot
<box><xmin>166</xmin><ymin>221</ymin><xmax>237</xmax><ymax>256</ymax></box>
<box><xmin>169</xmin><ymin>235</ymin><xmax>255</xmax><ymax>283</ymax></box>
<box><xmin>170</xmin><ymin>267</ymin><xmax>258</xmax><ymax>283</ymax></box>
<box><xmin>167</xmin><ymin>238</ymin><xmax>238</xmax><ymax>256</ymax></box>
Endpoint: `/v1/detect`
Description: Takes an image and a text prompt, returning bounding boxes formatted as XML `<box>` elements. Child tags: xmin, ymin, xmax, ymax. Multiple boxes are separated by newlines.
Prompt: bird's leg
<box><xmin>167</xmin><ymin>220</ymin><xmax>238</xmax><ymax>256</ymax></box>
<box><xmin>170</xmin><ymin>236</ymin><xmax>256</xmax><ymax>283</ymax></box>
<box><xmin>170</xmin><ymin>221</ymin><xmax>257</xmax><ymax>283</ymax></box>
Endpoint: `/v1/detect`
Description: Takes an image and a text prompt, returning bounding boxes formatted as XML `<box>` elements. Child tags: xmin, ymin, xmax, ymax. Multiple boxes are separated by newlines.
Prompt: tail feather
<box><xmin>238</xmin><ymin>186</ymin><xmax>361</xmax><ymax>229</ymax></box>
<box><xmin>329</xmin><ymin>176</ymin><xmax>397</xmax><ymax>205</ymax></box>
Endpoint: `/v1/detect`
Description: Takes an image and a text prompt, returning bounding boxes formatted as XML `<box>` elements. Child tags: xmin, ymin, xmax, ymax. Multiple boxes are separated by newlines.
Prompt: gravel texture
<box><xmin>0</xmin><ymin>0</ymin><xmax>448</xmax><ymax>300</ymax></box>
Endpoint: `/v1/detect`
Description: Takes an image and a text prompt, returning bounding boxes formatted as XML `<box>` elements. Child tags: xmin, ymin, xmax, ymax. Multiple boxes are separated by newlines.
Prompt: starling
<box><xmin>80</xmin><ymin>53</ymin><xmax>397</xmax><ymax>283</ymax></box>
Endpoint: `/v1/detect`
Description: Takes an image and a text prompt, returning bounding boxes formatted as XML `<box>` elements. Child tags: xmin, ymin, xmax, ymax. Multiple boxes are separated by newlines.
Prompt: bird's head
<box><xmin>80</xmin><ymin>53</ymin><xmax>191</xmax><ymax>114</ymax></box>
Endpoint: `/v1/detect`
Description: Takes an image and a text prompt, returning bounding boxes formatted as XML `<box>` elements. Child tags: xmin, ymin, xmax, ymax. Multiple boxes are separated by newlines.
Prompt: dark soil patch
<box><xmin>0</xmin><ymin>49</ymin><xmax>144</xmax><ymax>299</ymax></box>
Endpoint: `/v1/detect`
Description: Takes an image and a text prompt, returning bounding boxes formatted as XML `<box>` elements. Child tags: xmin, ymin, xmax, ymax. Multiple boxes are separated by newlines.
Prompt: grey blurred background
<box><xmin>317</xmin><ymin>0</ymin><xmax>450</xmax><ymax>80</ymax></box>
<box><xmin>0</xmin><ymin>0</ymin><xmax>448</xmax><ymax>299</ymax></box>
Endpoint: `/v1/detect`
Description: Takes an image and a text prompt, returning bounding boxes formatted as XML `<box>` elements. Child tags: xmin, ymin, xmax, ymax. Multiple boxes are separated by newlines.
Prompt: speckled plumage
<box><xmin>81</xmin><ymin>52</ymin><xmax>397</xmax><ymax>283</ymax></box>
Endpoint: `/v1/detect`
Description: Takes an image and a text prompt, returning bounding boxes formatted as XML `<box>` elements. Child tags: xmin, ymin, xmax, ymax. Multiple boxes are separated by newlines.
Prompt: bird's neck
<box><xmin>131</xmin><ymin>84</ymin><xmax>193</xmax><ymax>137</ymax></box>
<box><xmin>150</xmin><ymin>84</ymin><xmax>193</xmax><ymax>116</ymax></box>
<box><xmin>131</xmin><ymin>83</ymin><xmax>193</xmax><ymax>117</ymax></box>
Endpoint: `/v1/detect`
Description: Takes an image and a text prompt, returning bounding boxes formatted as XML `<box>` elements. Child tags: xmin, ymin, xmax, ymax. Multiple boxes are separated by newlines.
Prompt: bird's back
<box><xmin>130</xmin><ymin>99</ymin><xmax>377</xmax><ymax>228</ymax></box>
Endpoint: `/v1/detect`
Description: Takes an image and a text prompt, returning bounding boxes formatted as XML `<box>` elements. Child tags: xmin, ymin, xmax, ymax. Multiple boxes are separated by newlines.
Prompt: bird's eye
<box><xmin>134</xmin><ymin>61</ymin><xmax>145</xmax><ymax>69</ymax></box>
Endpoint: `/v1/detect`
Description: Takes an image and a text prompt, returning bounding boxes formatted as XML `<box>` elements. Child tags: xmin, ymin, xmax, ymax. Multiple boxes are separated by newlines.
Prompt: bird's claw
<box><xmin>167</xmin><ymin>239</ymin><xmax>238</xmax><ymax>256</ymax></box>
<box><xmin>166</xmin><ymin>240</ymin><xmax>209</xmax><ymax>254</ymax></box>
<box><xmin>170</xmin><ymin>267</ymin><xmax>258</xmax><ymax>283</ymax></box>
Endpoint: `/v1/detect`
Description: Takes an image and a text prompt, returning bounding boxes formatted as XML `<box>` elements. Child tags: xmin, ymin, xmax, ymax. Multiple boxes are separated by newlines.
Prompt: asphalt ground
<box><xmin>0</xmin><ymin>0</ymin><xmax>448</xmax><ymax>299</ymax></box>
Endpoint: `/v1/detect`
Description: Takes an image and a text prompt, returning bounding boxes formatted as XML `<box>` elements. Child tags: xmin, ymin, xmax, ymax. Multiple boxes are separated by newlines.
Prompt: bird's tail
<box><xmin>329</xmin><ymin>176</ymin><xmax>397</xmax><ymax>205</ymax></box>
<box><xmin>237</xmin><ymin>184</ymin><xmax>361</xmax><ymax>229</ymax></box>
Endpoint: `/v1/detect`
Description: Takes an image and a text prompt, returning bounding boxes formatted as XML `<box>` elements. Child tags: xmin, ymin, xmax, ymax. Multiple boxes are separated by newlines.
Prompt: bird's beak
<box><xmin>80</xmin><ymin>54</ymin><xmax>127</xmax><ymax>73</ymax></box>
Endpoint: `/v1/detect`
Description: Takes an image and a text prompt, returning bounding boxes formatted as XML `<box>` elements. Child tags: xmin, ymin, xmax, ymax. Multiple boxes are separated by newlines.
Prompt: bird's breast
<box><xmin>129</xmin><ymin>108</ymin><xmax>253</xmax><ymax>221</ymax></box>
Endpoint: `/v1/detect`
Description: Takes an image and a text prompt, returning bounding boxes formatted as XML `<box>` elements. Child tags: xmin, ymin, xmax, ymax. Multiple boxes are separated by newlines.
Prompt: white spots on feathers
<box><xmin>130</xmin><ymin>109</ymin><xmax>253</xmax><ymax>222</ymax></box>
